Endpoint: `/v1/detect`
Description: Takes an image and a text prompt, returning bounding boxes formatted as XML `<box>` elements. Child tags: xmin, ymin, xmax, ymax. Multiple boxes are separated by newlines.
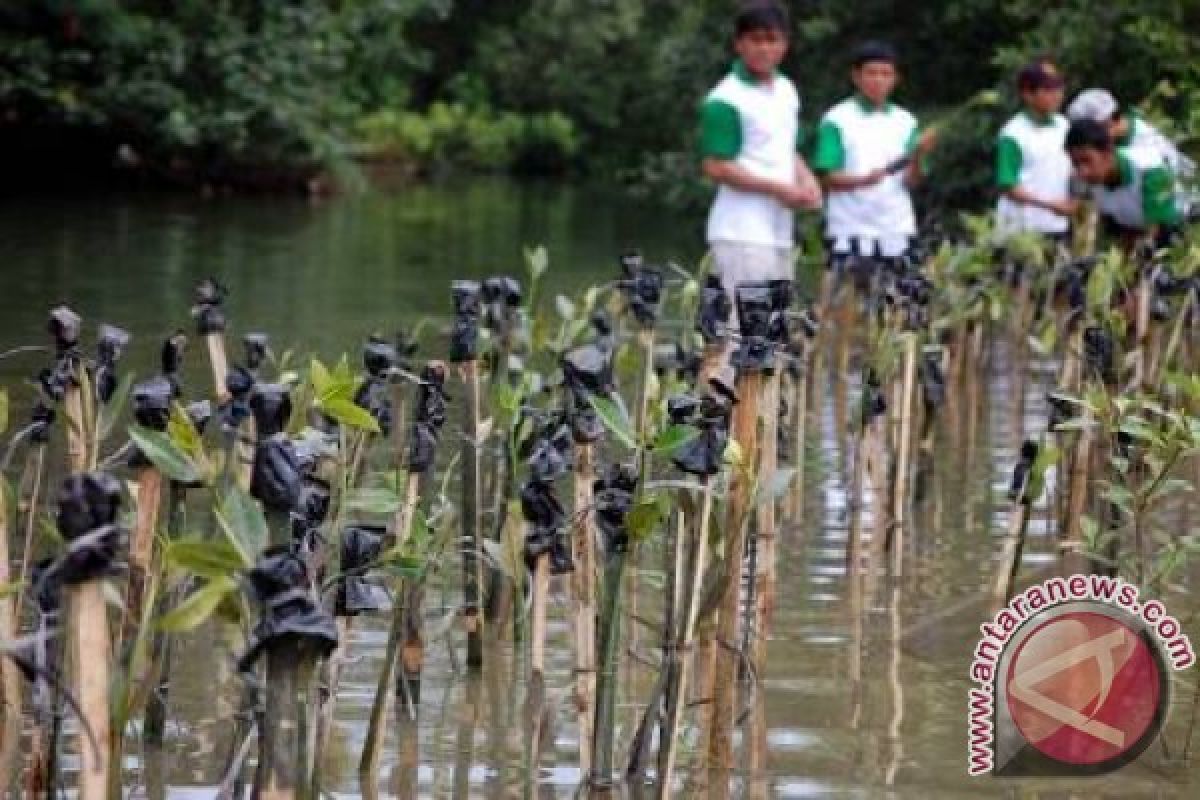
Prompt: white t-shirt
<box><xmin>703</xmin><ymin>65</ymin><xmax>801</xmax><ymax>248</ymax></box>
<box><xmin>996</xmin><ymin>112</ymin><xmax>1072</xmax><ymax>236</ymax></box>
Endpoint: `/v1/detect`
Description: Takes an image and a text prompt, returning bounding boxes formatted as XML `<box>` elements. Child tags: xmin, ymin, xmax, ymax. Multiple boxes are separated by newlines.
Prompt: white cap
<box><xmin>1067</xmin><ymin>88</ymin><xmax>1119</xmax><ymax>122</ymax></box>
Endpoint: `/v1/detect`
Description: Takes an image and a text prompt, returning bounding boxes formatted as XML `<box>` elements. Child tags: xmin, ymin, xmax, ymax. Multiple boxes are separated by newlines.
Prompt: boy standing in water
<box><xmin>995</xmin><ymin>60</ymin><xmax>1077</xmax><ymax>239</ymax></box>
<box><xmin>700</xmin><ymin>2</ymin><xmax>822</xmax><ymax>295</ymax></box>
<box><xmin>811</xmin><ymin>41</ymin><xmax>936</xmax><ymax>260</ymax></box>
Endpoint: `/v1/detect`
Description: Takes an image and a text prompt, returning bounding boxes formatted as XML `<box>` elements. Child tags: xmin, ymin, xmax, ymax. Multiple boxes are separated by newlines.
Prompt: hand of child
<box><xmin>776</xmin><ymin>181</ymin><xmax>822</xmax><ymax>210</ymax></box>
<box><xmin>1045</xmin><ymin>198</ymin><xmax>1080</xmax><ymax>217</ymax></box>
<box><xmin>915</xmin><ymin>128</ymin><xmax>938</xmax><ymax>156</ymax></box>
<box><xmin>861</xmin><ymin>167</ymin><xmax>888</xmax><ymax>188</ymax></box>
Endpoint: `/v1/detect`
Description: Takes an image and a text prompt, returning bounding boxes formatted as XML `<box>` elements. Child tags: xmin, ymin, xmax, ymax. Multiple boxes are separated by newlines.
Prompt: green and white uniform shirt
<box><xmin>1120</xmin><ymin>111</ymin><xmax>1195</xmax><ymax>181</ymax></box>
<box><xmin>700</xmin><ymin>60</ymin><xmax>803</xmax><ymax>249</ymax></box>
<box><xmin>995</xmin><ymin>111</ymin><xmax>1072</xmax><ymax>236</ymax></box>
<box><xmin>812</xmin><ymin>96</ymin><xmax>920</xmax><ymax>256</ymax></box>
<box><xmin>1091</xmin><ymin>146</ymin><xmax>1179</xmax><ymax>232</ymax></box>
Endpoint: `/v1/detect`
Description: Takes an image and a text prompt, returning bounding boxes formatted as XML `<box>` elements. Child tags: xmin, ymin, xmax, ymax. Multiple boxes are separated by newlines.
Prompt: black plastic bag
<box><xmin>618</xmin><ymin>253</ymin><xmax>664</xmax><ymax>328</ymax></box>
<box><xmin>192</xmin><ymin>278</ymin><xmax>228</xmax><ymax>335</ymax></box>
<box><xmin>483</xmin><ymin>276</ymin><xmax>523</xmax><ymax>334</ymax></box>
<box><xmin>449</xmin><ymin>280</ymin><xmax>482</xmax><ymax>363</ymax></box>
<box><xmin>672</xmin><ymin>393</ymin><xmax>733</xmax><ymax>477</ymax></box>
<box><xmin>336</xmin><ymin>525</ymin><xmax>388</xmax><ymax>616</ymax></box>
<box><xmin>732</xmin><ymin>284</ymin><xmax>777</xmax><ymax>371</ymax></box>
<box><xmin>1083</xmin><ymin>326</ymin><xmax>1117</xmax><ymax>386</ymax></box>
<box><xmin>860</xmin><ymin>370</ymin><xmax>888</xmax><ymax>426</ymax></box>
<box><xmin>920</xmin><ymin>352</ymin><xmax>945</xmax><ymax>411</ymax></box>
<box><xmin>354</xmin><ymin>378</ymin><xmax>392</xmax><ymax>437</ymax></box>
<box><xmin>54</xmin><ymin>472</ymin><xmax>124</xmax><ymax>586</ymax></box>
<box><xmin>696</xmin><ymin>273</ymin><xmax>732</xmax><ymax>344</ymax></box>
<box><xmin>160</xmin><ymin>332</ymin><xmax>188</xmax><ymax>384</ymax></box>
<box><xmin>240</xmin><ymin>547</ymin><xmax>338</xmax><ymax>671</ymax></box>
<box><xmin>250</xmin><ymin>383</ymin><xmax>292</xmax><ymax>438</ymax></box>
<box><xmin>29</xmin><ymin>401</ymin><xmax>55</xmax><ymax>444</ymax></box>
<box><xmin>48</xmin><ymin>306</ymin><xmax>81</xmax><ymax>354</ymax></box>
<box><xmin>243</xmin><ymin>333</ymin><xmax>269</xmax><ymax>372</ymax></box>
<box><xmin>132</xmin><ymin>376</ymin><xmax>176</xmax><ymax>431</ymax></box>
<box><xmin>94</xmin><ymin>324</ymin><xmax>131</xmax><ymax>405</ymax></box>
<box><xmin>1009</xmin><ymin>440</ymin><xmax>1039</xmax><ymax>504</ymax></box>
<box><xmin>593</xmin><ymin>462</ymin><xmax>638</xmax><ymax>554</ymax></box>
<box><xmin>520</xmin><ymin>480</ymin><xmax>572</xmax><ymax>574</ymax></box>
<box><xmin>251</xmin><ymin>434</ymin><xmax>303</xmax><ymax>513</ymax></box>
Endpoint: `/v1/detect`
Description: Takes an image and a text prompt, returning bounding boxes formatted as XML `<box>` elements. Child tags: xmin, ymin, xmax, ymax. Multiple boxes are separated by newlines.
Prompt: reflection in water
<box><xmin>3</xmin><ymin>182</ymin><xmax>1200</xmax><ymax>798</ymax></box>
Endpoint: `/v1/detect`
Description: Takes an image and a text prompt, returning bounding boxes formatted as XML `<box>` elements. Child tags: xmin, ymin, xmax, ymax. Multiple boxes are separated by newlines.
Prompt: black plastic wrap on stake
<box><xmin>243</xmin><ymin>333</ymin><xmax>269</xmax><ymax>373</ymax></box>
<box><xmin>54</xmin><ymin>472</ymin><xmax>124</xmax><ymax>586</ymax></box>
<box><xmin>240</xmin><ymin>547</ymin><xmax>339</xmax><ymax>672</ymax></box>
<box><xmin>405</xmin><ymin>362</ymin><xmax>449</xmax><ymax>474</ymax></box>
<box><xmin>731</xmin><ymin>284</ymin><xmax>779</xmax><ymax>372</ymax></box>
<box><xmin>160</xmin><ymin>331</ymin><xmax>188</xmax><ymax>396</ymax></box>
<box><xmin>220</xmin><ymin>365</ymin><xmax>256</xmax><ymax>430</ymax></box>
<box><xmin>93</xmin><ymin>324</ymin><xmax>131</xmax><ymax>405</ymax></box>
<box><xmin>251</xmin><ymin>434</ymin><xmax>303</xmax><ymax>514</ymax></box>
<box><xmin>192</xmin><ymin>278</ymin><xmax>228</xmax><ymax>336</ymax></box>
<box><xmin>667</xmin><ymin>394</ymin><xmax>699</xmax><ymax>426</ymax></box>
<box><xmin>449</xmin><ymin>280</ymin><xmax>483</xmax><ymax>363</ymax></box>
<box><xmin>250</xmin><ymin>383</ymin><xmax>292</xmax><ymax>438</ymax></box>
<box><xmin>28</xmin><ymin>402</ymin><xmax>56</xmax><ymax>445</ymax></box>
<box><xmin>860</xmin><ymin>370</ymin><xmax>888</xmax><ymax>427</ymax></box>
<box><xmin>520</xmin><ymin>421</ymin><xmax>573</xmax><ymax>573</ymax></box>
<box><xmin>1083</xmin><ymin>326</ymin><xmax>1117</xmax><ymax>386</ymax></box>
<box><xmin>1047</xmin><ymin>393</ymin><xmax>1078</xmax><ymax>431</ymax></box>
<box><xmin>336</xmin><ymin>525</ymin><xmax>389</xmax><ymax>616</ymax></box>
<box><xmin>362</xmin><ymin>335</ymin><xmax>397</xmax><ymax>380</ymax></box>
<box><xmin>482</xmin><ymin>276</ymin><xmax>523</xmax><ymax>334</ymax></box>
<box><xmin>672</xmin><ymin>390</ymin><xmax>735</xmax><ymax>477</ymax></box>
<box><xmin>653</xmin><ymin>342</ymin><xmax>701</xmax><ymax>384</ymax></box>
<box><xmin>617</xmin><ymin>251</ymin><xmax>664</xmax><ymax>328</ymax></box>
<box><xmin>128</xmin><ymin>375</ymin><xmax>179</xmax><ymax>469</ymax></box>
<box><xmin>355</xmin><ymin>336</ymin><xmax>396</xmax><ymax>436</ymax></box>
<box><xmin>562</xmin><ymin>339</ymin><xmax>614</xmax><ymax>444</ymax></box>
<box><xmin>696</xmin><ymin>273</ymin><xmax>733</xmax><ymax>344</ymax></box>
<box><xmin>48</xmin><ymin>306</ymin><xmax>81</xmax><ymax>356</ymax></box>
<box><xmin>920</xmin><ymin>352</ymin><xmax>946</xmax><ymax>412</ymax></box>
<box><xmin>1009</xmin><ymin>440</ymin><xmax>1040</xmax><ymax>505</ymax></box>
<box><xmin>592</xmin><ymin>462</ymin><xmax>638</xmax><ymax>555</ymax></box>
<box><xmin>292</xmin><ymin>475</ymin><xmax>332</xmax><ymax>544</ymax></box>
<box><xmin>395</xmin><ymin>328</ymin><xmax>420</xmax><ymax>373</ymax></box>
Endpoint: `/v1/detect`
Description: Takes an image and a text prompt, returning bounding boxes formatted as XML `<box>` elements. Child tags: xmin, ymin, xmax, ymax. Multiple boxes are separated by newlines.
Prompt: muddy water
<box><xmin>2</xmin><ymin>181</ymin><xmax>1199</xmax><ymax>797</ymax></box>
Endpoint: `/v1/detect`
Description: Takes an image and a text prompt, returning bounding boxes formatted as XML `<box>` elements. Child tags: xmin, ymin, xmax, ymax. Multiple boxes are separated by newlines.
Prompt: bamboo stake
<box><xmin>1063</xmin><ymin>409</ymin><xmax>1094</xmax><ymax>576</ymax></box>
<box><xmin>360</xmin><ymin>470</ymin><xmax>423</xmax><ymax>778</ymax></box>
<box><xmin>0</xmin><ymin>480</ymin><xmax>19</xmax><ymax>778</ymax></box>
<box><xmin>126</xmin><ymin>466</ymin><xmax>162</xmax><ymax>634</ymax></box>
<box><xmin>754</xmin><ymin>371</ymin><xmax>780</xmax><ymax>634</ymax></box>
<box><xmin>991</xmin><ymin>478</ymin><xmax>1033</xmax><ymax>613</ymax></box>
<box><xmin>571</xmin><ymin>443</ymin><xmax>597</xmax><ymax>776</ymax></box>
<box><xmin>460</xmin><ymin>360</ymin><xmax>484</xmax><ymax>671</ymax></box>
<box><xmin>658</xmin><ymin>480</ymin><xmax>714</xmax><ymax>798</ymax></box>
<box><xmin>892</xmin><ymin>333</ymin><xmax>918</xmax><ymax>575</ymax></box>
<box><xmin>789</xmin><ymin>352</ymin><xmax>810</xmax><ymax>521</ymax></box>
<box><xmin>69</xmin><ymin>580</ymin><xmax>110</xmax><ymax>800</ymax></box>
<box><xmin>525</xmin><ymin>552</ymin><xmax>550</xmax><ymax>781</ymax></box>
<box><xmin>709</xmin><ymin>370</ymin><xmax>761</xmax><ymax>775</ymax></box>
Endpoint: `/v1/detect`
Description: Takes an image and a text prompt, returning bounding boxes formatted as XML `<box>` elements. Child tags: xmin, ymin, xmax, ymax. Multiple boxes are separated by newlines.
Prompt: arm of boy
<box><xmin>811</xmin><ymin>119</ymin><xmax>886</xmax><ymax>191</ymax></box>
<box><xmin>702</xmin><ymin>159</ymin><xmax>819</xmax><ymax>209</ymax></box>
<box><xmin>903</xmin><ymin>128</ymin><xmax>937</xmax><ymax>187</ymax></box>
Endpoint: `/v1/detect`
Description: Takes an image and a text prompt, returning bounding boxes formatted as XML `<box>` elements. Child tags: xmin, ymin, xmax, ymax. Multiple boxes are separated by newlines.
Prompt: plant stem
<box><xmin>461</xmin><ymin>360</ymin><xmax>484</xmax><ymax>671</ymax></box>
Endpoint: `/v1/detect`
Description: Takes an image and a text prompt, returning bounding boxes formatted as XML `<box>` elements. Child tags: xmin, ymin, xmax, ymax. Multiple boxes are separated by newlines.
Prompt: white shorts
<box><xmin>710</xmin><ymin>241</ymin><xmax>794</xmax><ymax>295</ymax></box>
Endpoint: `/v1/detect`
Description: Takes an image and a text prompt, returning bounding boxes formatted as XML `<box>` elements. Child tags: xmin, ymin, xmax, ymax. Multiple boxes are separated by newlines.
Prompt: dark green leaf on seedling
<box><xmin>217</xmin><ymin>487</ymin><xmax>268</xmax><ymax>564</ymax></box>
<box><xmin>591</xmin><ymin>395</ymin><xmax>636</xmax><ymax>450</ymax></box>
<box><xmin>128</xmin><ymin>426</ymin><xmax>202</xmax><ymax>484</ymax></box>
<box><xmin>652</xmin><ymin>424</ymin><xmax>698</xmax><ymax>456</ymax></box>
<box><xmin>157</xmin><ymin>576</ymin><xmax>237</xmax><ymax>632</ymax></box>
<box><xmin>168</xmin><ymin>536</ymin><xmax>250</xmax><ymax>576</ymax></box>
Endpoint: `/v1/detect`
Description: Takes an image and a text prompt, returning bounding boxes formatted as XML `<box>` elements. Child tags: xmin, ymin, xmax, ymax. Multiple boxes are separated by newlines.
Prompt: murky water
<box><xmin>2</xmin><ymin>179</ymin><xmax>1199</xmax><ymax>798</ymax></box>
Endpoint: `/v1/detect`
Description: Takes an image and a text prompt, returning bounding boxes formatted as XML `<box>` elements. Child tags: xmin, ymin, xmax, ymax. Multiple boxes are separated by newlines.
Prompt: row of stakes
<box><xmin>0</xmin><ymin>231</ymin><xmax>1196</xmax><ymax>798</ymax></box>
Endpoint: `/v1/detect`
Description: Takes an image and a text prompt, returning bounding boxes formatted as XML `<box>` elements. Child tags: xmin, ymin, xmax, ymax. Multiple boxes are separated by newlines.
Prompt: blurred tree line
<box><xmin>1</xmin><ymin>0</ymin><xmax>1197</xmax><ymax>207</ymax></box>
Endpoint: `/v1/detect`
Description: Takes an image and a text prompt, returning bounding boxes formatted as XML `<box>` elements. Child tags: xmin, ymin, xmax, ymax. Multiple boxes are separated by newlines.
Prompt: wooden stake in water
<box><xmin>460</xmin><ymin>360</ymin><xmax>485</xmax><ymax>670</ymax></box>
<box><xmin>891</xmin><ymin>332</ymin><xmax>918</xmax><ymax>575</ymax></box>
<box><xmin>571</xmin><ymin>443</ymin><xmax>597</xmax><ymax>776</ymax></box>
<box><xmin>754</xmin><ymin>371</ymin><xmax>780</xmax><ymax>631</ymax></box>
<box><xmin>658</xmin><ymin>479</ymin><xmax>714</xmax><ymax>799</ymax></box>
<box><xmin>525</xmin><ymin>549</ymin><xmax>551</xmax><ymax>779</ymax></box>
<box><xmin>0</xmin><ymin>481</ymin><xmax>20</xmax><ymax>773</ymax></box>
<box><xmin>126</xmin><ymin>465</ymin><xmax>162</xmax><ymax>633</ymax></box>
<box><xmin>709</xmin><ymin>370</ymin><xmax>761</xmax><ymax>775</ymax></box>
<box><xmin>69</xmin><ymin>580</ymin><xmax>110</xmax><ymax>800</ymax></box>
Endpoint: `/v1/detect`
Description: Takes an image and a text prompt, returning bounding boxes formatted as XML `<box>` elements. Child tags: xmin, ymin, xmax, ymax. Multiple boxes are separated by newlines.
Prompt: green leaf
<box><xmin>127</xmin><ymin>426</ymin><xmax>201</xmax><ymax>484</ymax></box>
<box><xmin>167</xmin><ymin>402</ymin><xmax>204</xmax><ymax>459</ymax></box>
<box><xmin>217</xmin><ymin>487</ymin><xmax>268</xmax><ymax>565</ymax></box>
<box><xmin>311</xmin><ymin>358</ymin><xmax>355</xmax><ymax>405</ymax></box>
<box><xmin>167</xmin><ymin>536</ymin><xmax>249</xmax><ymax>576</ymax></box>
<box><xmin>628</xmin><ymin>497</ymin><xmax>665</xmax><ymax>541</ymax></box>
<box><xmin>555</xmin><ymin>294</ymin><xmax>576</xmax><ymax>321</ymax></box>
<box><xmin>591</xmin><ymin>395</ymin><xmax>636</xmax><ymax>450</ymax></box>
<box><xmin>525</xmin><ymin>245</ymin><xmax>549</xmax><ymax>281</ymax></box>
<box><xmin>0</xmin><ymin>389</ymin><xmax>8</xmax><ymax>436</ymax></box>
<box><xmin>157</xmin><ymin>576</ymin><xmax>236</xmax><ymax>633</ymax></box>
<box><xmin>321</xmin><ymin>396</ymin><xmax>382</xmax><ymax>434</ymax></box>
<box><xmin>651</xmin><ymin>424</ymin><xmax>698</xmax><ymax>456</ymax></box>
<box><xmin>344</xmin><ymin>487</ymin><xmax>402</xmax><ymax>515</ymax></box>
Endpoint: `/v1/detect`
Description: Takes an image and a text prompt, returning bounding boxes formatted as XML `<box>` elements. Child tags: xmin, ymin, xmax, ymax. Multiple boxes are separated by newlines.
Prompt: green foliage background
<box><xmin>1</xmin><ymin>0</ymin><xmax>1198</xmax><ymax>206</ymax></box>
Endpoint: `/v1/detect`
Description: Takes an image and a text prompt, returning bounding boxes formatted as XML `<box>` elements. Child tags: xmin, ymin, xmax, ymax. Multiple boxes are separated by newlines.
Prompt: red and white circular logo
<box><xmin>1005</xmin><ymin>607</ymin><xmax>1167</xmax><ymax>771</ymax></box>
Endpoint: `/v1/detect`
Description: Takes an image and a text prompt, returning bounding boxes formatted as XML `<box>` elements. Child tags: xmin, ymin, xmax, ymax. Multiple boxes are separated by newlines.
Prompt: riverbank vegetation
<box><xmin>1</xmin><ymin>2</ymin><xmax>1197</xmax><ymax>206</ymax></box>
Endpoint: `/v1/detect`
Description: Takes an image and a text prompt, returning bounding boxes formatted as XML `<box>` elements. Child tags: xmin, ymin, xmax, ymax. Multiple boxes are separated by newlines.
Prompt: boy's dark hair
<box><xmin>1066</xmin><ymin>119</ymin><xmax>1112</xmax><ymax>151</ymax></box>
<box><xmin>851</xmin><ymin>40</ymin><xmax>898</xmax><ymax>68</ymax></box>
<box><xmin>734</xmin><ymin>1</ymin><xmax>790</xmax><ymax>37</ymax></box>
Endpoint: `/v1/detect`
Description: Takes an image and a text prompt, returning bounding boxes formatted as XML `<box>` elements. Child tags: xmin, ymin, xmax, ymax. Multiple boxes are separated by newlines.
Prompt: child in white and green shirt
<box><xmin>811</xmin><ymin>41</ymin><xmax>935</xmax><ymax>259</ymax></box>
